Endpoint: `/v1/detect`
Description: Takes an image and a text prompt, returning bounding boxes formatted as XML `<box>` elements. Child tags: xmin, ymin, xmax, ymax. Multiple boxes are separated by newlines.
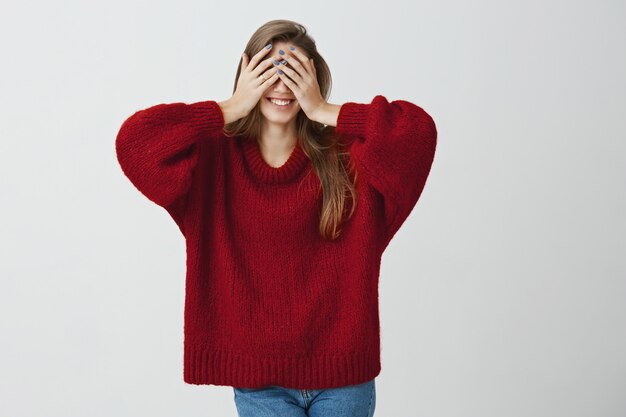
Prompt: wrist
<box><xmin>312</xmin><ymin>102</ymin><xmax>341</xmax><ymax>127</ymax></box>
<box><xmin>218</xmin><ymin>99</ymin><xmax>245</xmax><ymax>124</ymax></box>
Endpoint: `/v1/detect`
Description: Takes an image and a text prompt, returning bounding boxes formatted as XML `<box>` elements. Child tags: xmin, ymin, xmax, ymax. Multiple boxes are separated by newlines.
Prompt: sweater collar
<box><xmin>240</xmin><ymin>136</ymin><xmax>310</xmax><ymax>185</ymax></box>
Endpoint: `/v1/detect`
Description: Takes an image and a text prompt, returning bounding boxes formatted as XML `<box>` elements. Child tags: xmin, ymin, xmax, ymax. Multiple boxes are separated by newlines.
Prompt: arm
<box><xmin>115</xmin><ymin>100</ymin><xmax>225</xmax><ymax>234</ymax></box>
<box><xmin>321</xmin><ymin>95</ymin><xmax>438</xmax><ymax>245</ymax></box>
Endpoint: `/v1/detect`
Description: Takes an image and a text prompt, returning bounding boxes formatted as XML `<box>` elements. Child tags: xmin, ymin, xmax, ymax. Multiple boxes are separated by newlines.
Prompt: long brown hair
<box><xmin>223</xmin><ymin>19</ymin><xmax>358</xmax><ymax>241</ymax></box>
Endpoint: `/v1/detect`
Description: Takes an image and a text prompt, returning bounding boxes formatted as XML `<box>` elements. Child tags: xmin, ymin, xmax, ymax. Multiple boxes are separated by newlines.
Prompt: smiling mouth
<box><xmin>266</xmin><ymin>97</ymin><xmax>295</xmax><ymax>107</ymax></box>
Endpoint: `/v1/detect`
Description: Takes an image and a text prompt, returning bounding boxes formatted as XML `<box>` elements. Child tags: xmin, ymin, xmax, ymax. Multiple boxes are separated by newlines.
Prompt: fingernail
<box><xmin>278</xmin><ymin>69</ymin><xmax>284</xmax><ymax>75</ymax></box>
<box><xmin>273</xmin><ymin>60</ymin><xmax>280</xmax><ymax>66</ymax></box>
<box><xmin>278</xmin><ymin>49</ymin><xmax>285</xmax><ymax>55</ymax></box>
<box><xmin>265</xmin><ymin>43</ymin><xmax>272</xmax><ymax>49</ymax></box>
<box><xmin>280</xmin><ymin>60</ymin><xmax>287</xmax><ymax>65</ymax></box>
<box><xmin>289</xmin><ymin>46</ymin><xmax>296</xmax><ymax>51</ymax></box>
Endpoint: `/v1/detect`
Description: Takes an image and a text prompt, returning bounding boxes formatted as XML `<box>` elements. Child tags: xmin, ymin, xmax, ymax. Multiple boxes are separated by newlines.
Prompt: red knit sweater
<box><xmin>115</xmin><ymin>94</ymin><xmax>437</xmax><ymax>389</ymax></box>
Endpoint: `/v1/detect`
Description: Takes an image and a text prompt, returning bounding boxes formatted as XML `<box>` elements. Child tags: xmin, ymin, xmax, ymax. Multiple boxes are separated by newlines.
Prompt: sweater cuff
<box><xmin>336</xmin><ymin>101</ymin><xmax>370</xmax><ymax>138</ymax></box>
<box><xmin>187</xmin><ymin>100</ymin><xmax>226</xmax><ymax>134</ymax></box>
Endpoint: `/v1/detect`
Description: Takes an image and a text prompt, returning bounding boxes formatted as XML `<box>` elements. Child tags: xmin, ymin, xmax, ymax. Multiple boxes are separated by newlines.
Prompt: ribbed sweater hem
<box><xmin>183</xmin><ymin>344</ymin><xmax>381</xmax><ymax>389</ymax></box>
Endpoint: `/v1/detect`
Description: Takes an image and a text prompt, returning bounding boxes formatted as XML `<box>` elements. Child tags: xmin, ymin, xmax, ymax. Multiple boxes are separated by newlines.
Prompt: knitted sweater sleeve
<box><xmin>335</xmin><ymin>94</ymin><xmax>437</xmax><ymax>245</ymax></box>
<box><xmin>115</xmin><ymin>100</ymin><xmax>225</xmax><ymax>234</ymax></box>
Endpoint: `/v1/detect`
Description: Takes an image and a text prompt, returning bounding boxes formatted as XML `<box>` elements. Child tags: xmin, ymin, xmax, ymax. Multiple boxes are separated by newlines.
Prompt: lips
<box><xmin>266</xmin><ymin>97</ymin><xmax>294</xmax><ymax>107</ymax></box>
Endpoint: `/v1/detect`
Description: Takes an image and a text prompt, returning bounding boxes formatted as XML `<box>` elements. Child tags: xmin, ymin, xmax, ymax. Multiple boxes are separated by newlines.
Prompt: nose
<box><xmin>272</xmin><ymin>78</ymin><xmax>291</xmax><ymax>92</ymax></box>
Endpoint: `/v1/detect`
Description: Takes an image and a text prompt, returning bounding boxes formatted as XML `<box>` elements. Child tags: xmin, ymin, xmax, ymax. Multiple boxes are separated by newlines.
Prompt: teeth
<box><xmin>269</xmin><ymin>98</ymin><xmax>291</xmax><ymax>106</ymax></box>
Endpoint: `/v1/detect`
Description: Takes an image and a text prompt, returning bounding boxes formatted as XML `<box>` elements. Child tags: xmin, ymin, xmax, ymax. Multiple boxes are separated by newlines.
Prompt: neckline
<box><xmin>240</xmin><ymin>136</ymin><xmax>310</xmax><ymax>184</ymax></box>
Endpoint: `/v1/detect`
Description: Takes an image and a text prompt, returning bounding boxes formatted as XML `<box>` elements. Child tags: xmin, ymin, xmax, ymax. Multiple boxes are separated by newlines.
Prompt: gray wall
<box><xmin>1</xmin><ymin>0</ymin><xmax>624</xmax><ymax>416</ymax></box>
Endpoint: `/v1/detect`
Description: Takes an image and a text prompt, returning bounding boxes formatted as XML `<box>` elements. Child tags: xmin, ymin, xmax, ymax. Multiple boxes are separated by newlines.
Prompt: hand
<box><xmin>276</xmin><ymin>45</ymin><xmax>327</xmax><ymax>123</ymax></box>
<box><xmin>223</xmin><ymin>45</ymin><xmax>281</xmax><ymax>121</ymax></box>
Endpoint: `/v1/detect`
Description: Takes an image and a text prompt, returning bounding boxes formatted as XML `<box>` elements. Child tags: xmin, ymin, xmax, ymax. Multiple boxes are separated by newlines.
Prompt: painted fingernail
<box><xmin>265</xmin><ymin>43</ymin><xmax>272</xmax><ymax>49</ymax></box>
<box><xmin>278</xmin><ymin>49</ymin><xmax>285</xmax><ymax>55</ymax></box>
<box><xmin>281</xmin><ymin>60</ymin><xmax>287</xmax><ymax>65</ymax></box>
<box><xmin>278</xmin><ymin>69</ymin><xmax>284</xmax><ymax>75</ymax></box>
<box><xmin>289</xmin><ymin>46</ymin><xmax>296</xmax><ymax>51</ymax></box>
<box><xmin>273</xmin><ymin>59</ymin><xmax>280</xmax><ymax>66</ymax></box>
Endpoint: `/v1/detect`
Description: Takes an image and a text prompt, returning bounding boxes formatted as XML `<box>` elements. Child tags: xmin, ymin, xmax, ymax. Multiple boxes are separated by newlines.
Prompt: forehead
<box><xmin>271</xmin><ymin>41</ymin><xmax>308</xmax><ymax>59</ymax></box>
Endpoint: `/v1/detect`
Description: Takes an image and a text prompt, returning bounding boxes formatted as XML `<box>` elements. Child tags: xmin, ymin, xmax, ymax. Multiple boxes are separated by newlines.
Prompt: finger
<box><xmin>260</xmin><ymin>71</ymin><xmax>280</xmax><ymax>89</ymax></box>
<box><xmin>285</xmin><ymin>56</ymin><xmax>311</xmax><ymax>81</ymax></box>
<box><xmin>278</xmin><ymin>64</ymin><xmax>305</xmax><ymax>88</ymax></box>
<box><xmin>251</xmin><ymin>56</ymin><xmax>281</xmax><ymax>79</ymax></box>
<box><xmin>281</xmin><ymin>56</ymin><xmax>313</xmax><ymax>84</ymax></box>
<box><xmin>257</xmin><ymin>66</ymin><xmax>279</xmax><ymax>86</ymax></box>
<box><xmin>246</xmin><ymin>44</ymin><xmax>273</xmax><ymax>72</ymax></box>
<box><xmin>277</xmin><ymin>70</ymin><xmax>299</xmax><ymax>95</ymax></box>
<box><xmin>287</xmin><ymin>45</ymin><xmax>315</xmax><ymax>73</ymax></box>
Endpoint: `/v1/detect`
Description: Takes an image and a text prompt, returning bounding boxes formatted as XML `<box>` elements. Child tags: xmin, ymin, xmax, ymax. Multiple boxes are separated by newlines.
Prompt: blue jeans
<box><xmin>233</xmin><ymin>378</ymin><xmax>376</xmax><ymax>417</ymax></box>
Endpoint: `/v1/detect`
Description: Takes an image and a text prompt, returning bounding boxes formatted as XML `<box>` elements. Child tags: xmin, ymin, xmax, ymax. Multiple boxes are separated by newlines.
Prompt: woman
<box><xmin>115</xmin><ymin>19</ymin><xmax>437</xmax><ymax>417</ymax></box>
